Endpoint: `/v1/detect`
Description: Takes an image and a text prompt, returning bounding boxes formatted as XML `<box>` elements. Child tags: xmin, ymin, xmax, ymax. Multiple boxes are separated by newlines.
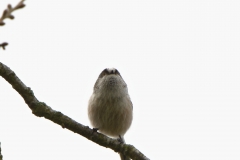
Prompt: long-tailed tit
<box><xmin>88</xmin><ymin>68</ymin><xmax>133</xmax><ymax>159</ymax></box>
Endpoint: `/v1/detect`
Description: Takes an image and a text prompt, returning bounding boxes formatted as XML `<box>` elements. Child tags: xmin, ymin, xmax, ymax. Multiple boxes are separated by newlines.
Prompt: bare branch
<box><xmin>0</xmin><ymin>0</ymin><xmax>26</xmax><ymax>26</ymax></box>
<box><xmin>0</xmin><ymin>62</ymin><xmax>149</xmax><ymax>160</ymax></box>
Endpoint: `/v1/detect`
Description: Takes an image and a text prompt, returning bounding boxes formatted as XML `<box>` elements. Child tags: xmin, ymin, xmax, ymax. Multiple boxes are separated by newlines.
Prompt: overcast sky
<box><xmin>0</xmin><ymin>0</ymin><xmax>240</xmax><ymax>160</ymax></box>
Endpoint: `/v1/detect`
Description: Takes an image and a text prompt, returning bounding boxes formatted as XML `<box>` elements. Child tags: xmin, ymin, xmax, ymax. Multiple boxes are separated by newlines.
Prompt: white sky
<box><xmin>0</xmin><ymin>0</ymin><xmax>240</xmax><ymax>159</ymax></box>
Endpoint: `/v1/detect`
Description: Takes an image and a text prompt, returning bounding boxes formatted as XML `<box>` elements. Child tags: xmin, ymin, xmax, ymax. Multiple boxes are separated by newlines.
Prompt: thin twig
<box><xmin>0</xmin><ymin>42</ymin><xmax>8</xmax><ymax>50</ymax></box>
<box><xmin>0</xmin><ymin>0</ymin><xmax>26</xmax><ymax>26</ymax></box>
<box><xmin>0</xmin><ymin>0</ymin><xmax>26</xmax><ymax>51</ymax></box>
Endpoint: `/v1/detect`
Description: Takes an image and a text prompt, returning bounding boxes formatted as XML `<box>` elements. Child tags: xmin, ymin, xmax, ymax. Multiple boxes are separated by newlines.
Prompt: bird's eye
<box><xmin>115</xmin><ymin>69</ymin><xmax>122</xmax><ymax>77</ymax></box>
<box><xmin>98</xmin><ymin>68</ymin><xmax>108</xmax><ymax>78</ymax></box>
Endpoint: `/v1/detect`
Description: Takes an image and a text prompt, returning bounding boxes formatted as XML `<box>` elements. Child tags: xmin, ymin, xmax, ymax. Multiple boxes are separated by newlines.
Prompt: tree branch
<box><xmin>0</xmin><ymin>0</ymin><xmax>26</xmax><ymax>51</ymax></box>
<box><xmin>0</xmin><ymin>62</ymin><xmax>149</xmax><ymax>160</ymax></box>
<box><xmin>0</xmin><ymin>0</ymin><xmax>25</xmax><ymax>26</ymax></box>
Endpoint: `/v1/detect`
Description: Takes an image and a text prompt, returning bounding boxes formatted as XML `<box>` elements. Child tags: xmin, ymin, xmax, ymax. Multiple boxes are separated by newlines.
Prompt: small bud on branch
<box><xmin>0</xmin><ymin>42</ymin><xmax>8</xmax><ymax>50</ymax></box>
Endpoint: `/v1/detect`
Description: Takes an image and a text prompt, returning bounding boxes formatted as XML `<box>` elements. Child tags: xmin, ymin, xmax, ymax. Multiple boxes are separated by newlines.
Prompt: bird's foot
<box><xmin>117</xmin><ymin>135</ymin><xmax>125</xmax><ymax>144</ymax></box>
<box><xmin>92</xmin><ymin>128</ymin><xmax>99</xmax><ymax>132</ymax></box>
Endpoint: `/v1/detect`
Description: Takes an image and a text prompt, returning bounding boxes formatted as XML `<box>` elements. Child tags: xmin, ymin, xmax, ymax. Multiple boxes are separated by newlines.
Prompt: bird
<box><xmin>88</xmin><ymin>68</ymin><xmax>133</xmax><ymax>160</ymax></box>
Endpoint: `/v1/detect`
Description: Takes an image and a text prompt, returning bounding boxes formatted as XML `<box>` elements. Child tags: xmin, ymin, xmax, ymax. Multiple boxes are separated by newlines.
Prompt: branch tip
<box><xmin>8</xmin><ymin>4</ymin><xmax>12</xmax><ymax>10</ymax></box>
<box><xmin>0</xmin><ymin>42</ymin><xmax>8</xmax><ymax>50</ymax></box>
<box><xmin>9</xmin><ymin>15</ymin><xmax>14</xmax><ymax>20</ymax></box>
